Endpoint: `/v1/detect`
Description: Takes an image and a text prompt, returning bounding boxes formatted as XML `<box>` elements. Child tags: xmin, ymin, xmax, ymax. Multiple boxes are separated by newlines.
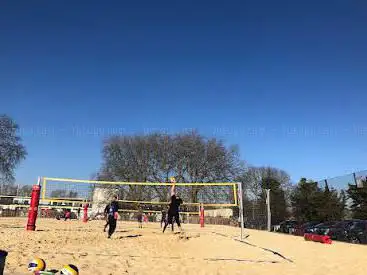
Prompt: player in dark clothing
<box><xmin>104</xmin><ymin>195</ymin><xmax>119</xmax><ymax>238</ymax></box>
<box><xmin>160</xmin><ymin>208</ymin><xmax>174</xmax><ymax>231</ymax></box>
<box><xmin>160</xmin><ymin>209</ymin><xmax>167</xmax><ymax>228</ymax></box>
<box><xmin>163</xmin><ymin>177</ymin><xmax>183</xmax><ymax>233</ymax></box>
<box><xmin>103</xmin><ymin>203</ymin><xmax>110</xmax><ymax>232</ymax></box>
<box><xmin>77</xmin><ymin>208</ymin><xmax>81</xmax><ymax>220</ymax></box>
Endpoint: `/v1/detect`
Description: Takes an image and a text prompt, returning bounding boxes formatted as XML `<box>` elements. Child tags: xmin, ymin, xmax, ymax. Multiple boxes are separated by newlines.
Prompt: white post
<box><xmin>37</xmin><ymin>177</ymin><xmax>42</xmax><ymax>210</ymax></box>
<box><xmin>237</xmin><ymin>182</ymin><xmax>245</xmax><ymax>240</ymax></box>
<box><xmin>266</xmin><ymin>189</ymin><xmax>271</xmax><ymax>231</ymax></box>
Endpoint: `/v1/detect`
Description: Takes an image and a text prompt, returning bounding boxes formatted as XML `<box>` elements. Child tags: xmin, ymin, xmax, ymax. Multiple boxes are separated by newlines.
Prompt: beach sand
<box><xmin>1</xmin><ymin>218</ymin><xmax>366</xmax><ymax>274</ymax></box>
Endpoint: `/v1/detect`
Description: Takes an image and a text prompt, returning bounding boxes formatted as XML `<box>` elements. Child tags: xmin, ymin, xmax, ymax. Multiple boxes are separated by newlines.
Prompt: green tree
<box><xmin>317</xmin><ymin>181</ymin><xmax>346</xmax><ymax>221</ymax></box>
<box><xmin>291</xmin><ymin>178</ymin><xmax>323</xmax><ymax>222</ymax></box>
<box><xmin>291</xmin><ymin>178</ymin><xmax>345</xmax><ymax>222</ymax></box>
<box><xmin>0</xmin><ymin>115</ymin><xmax>27</xmax><ymax>184</ymax></box>
<box><xmin>347</xmin><ymin>180</ymin><xmax>367</xmax><ymax>219</ymax></box>
<box><xmin>339</xmin><ymin>189</ymin><xmax>349</xmax><ymax>218</ymax></box>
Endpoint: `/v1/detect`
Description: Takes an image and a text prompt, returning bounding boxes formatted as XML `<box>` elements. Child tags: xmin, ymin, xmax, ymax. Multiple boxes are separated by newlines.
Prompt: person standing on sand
<box><xmin>160</xmin><ymin>208</ymin><xmax>167</xmax><ymax>228</ymax></box>
<box><xmin>161</xmin><ymin>207</ymin><xmax>174</xmax><ymax>231</ymax></box>
<box><xmin>163</xmin><ymin>177</ymin><xmax>183</xmax><ymax>233</ymax></box>
<box><xmin>64</xmin><ymin>209</ymin><xmax>71</xmax><ymax>221</ymax></box>
<box><xmin>137</xmin><ymin>208</ymin><xmax>143</xmax><ymax>228</ymax></box>
<box><xmin>104</xmin><ymin>195</ymin><xmax>119</xmax><ymax>238</ymax></box>
<box><xmin>103</xmin><ymin>202</ymin><xmax>110</xmax><ymax>232</ymax></box>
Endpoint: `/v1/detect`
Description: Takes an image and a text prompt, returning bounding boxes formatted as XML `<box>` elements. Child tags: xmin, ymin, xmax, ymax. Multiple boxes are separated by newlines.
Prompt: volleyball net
<box><xmin>41</xmin><ymin>177</ymin><xmax>238</xmax><ymax>206</ymax></box>
<box><xmin>0</xmin><ymin>177</ymin><xmax>245</xmax><ymax>236</ymax></box>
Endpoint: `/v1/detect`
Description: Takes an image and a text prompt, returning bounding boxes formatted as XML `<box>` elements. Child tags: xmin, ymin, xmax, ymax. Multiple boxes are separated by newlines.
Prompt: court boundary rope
<box><xmin>211</xmin><ymin>231</ymin><xmax>294</xmax><ymax>263</ymax></box>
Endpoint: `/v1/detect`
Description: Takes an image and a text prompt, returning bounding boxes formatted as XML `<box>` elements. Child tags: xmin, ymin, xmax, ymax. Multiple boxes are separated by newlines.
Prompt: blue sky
<box><xmin>1</xmin><ymin>1</ymin><xmax>367</xmax><ymax>189</ymax></box>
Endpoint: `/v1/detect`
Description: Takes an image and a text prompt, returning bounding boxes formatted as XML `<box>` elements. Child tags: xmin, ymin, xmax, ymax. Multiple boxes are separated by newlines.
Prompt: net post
<box><xmin>41</xmin><ymin>177</ymin><xmax>46</xmax><ymax>201</ymax></box>
<box><xmin>37</xmin><ymin>176</ymin><xmax>42</xmax><ymax>218</ymax></box>
<box><xmin>233</xmin><ymin>183</ymin><xmax>238</xmax><ymax>206</ymax></box>
<box><xmin>198</xmin><ymin>204</ymin><xmax>201</xmax><ymax>225</ymax></box>
<box><xmin>83</xmin><ymin>200</ymin><xmax>89</xmax><ymax>223</ymax></box>
<box><xmin>200</xmin><ymin>203</ymin><xmax>205</xmax><ymax>228</ymax></box>
<box><xmin>266</xmin><ymin>189</ymin><xmax>271</xmax><ymax>231</ymax></box>
<box><xmin>237</xmin><ymin>182</ymin><xmax>245</xmax><ymax>240</ymax></box>
<box><xmin>26</xmin><ymin>178</ymin><xmax>42</xmax><ymax>231</ymax></box>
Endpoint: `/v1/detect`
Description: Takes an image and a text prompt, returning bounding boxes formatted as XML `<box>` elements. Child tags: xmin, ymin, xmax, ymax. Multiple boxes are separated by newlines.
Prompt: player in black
<box><xmin>104</xmin><ymin>195</ymin><xmax>119</xmax><ymax>238</ymax></box>
<box><xmin>103</xmin><ymin>203</ymin><xmax>110</xmax><ymax>232</ymax></box>
<box><xmin>163</xmin><ymin>177</ymin><xmax>183</xmax><ymax>233</ymax></box>
<box><xmin>161</xmin><ymin>207</ymin><xmax>175</xmax><ymax>231</ymax></box>
<box><xmin>160</xmin><ymin>208</ymin><xmax>167</xmax><ymax>228</ymax></box>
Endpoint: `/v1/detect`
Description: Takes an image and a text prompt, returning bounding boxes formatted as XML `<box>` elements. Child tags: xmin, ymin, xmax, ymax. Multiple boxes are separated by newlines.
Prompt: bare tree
<box><xmin>0</xmin><ymin>115</ymin><xmax>27</xmax><ymax>189</ymax></box>
<box><xmin>172</xmin><ymin>132</ymin><xmax>244</xmax><ymax>203</ymax></box>
<box><xmin>18</xmin><ymin>185</ymin><xmax>33</xmax><ymax>197</ymax></box>
<box><xmin>97</xmin><ymin>131</ymin><xmax>245</xmax><ymax>204</ymax></box>
<box><xmin>240</xmin><ymin>166</ymin><xmax>291</xmax><ymax>199</ymax></box>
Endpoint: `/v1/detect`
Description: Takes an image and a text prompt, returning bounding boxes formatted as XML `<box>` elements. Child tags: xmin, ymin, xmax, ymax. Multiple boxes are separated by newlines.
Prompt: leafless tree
<box><xmin>97</xmin><ymin>131</ymin><xmax>245</xmax><ymax>204</ymax></box>
<box><xmin>240</xmin><ymin>166</ymin><xmax>291</xmax><ymax>199</ymax></box>
<box><xmin>0</xmin><ymin>115</ymin><xmax>27</xmax><ymax>192</ymax></box>
<box><xmin>239</xmin><ymin>166</ymin><xmax>292</xmax><ymax>228</ymax></box>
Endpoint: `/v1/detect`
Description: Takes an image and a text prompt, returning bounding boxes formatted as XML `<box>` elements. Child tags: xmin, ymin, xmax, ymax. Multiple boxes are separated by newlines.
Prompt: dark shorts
<box><xmin>167</xmin><ymin>212</ymin><xmax>180</xmax><ymax>226</ymax></box>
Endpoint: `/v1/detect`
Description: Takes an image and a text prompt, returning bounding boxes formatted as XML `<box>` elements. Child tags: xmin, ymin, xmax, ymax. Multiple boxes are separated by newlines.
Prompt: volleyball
<box><xmin>59</xmin><ymin>264</ymin><xmax>79</xmax><ymax>275</ymax></box>
<box><xmin>27</xmin><ymin>258</ymin><xmax>46</xmax><ymax>272</ymax></box>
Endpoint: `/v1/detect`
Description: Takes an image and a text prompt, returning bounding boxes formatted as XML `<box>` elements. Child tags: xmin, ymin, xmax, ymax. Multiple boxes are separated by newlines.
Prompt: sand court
<box><xmin>0</xmin><ymin>218</ymin><xmax>366</xmax><ymax>274</ymax></box>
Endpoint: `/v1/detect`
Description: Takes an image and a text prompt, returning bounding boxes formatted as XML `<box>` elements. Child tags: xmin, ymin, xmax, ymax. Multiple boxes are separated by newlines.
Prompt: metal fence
<box><xmin>317</xmin><ymin>169</ymin><xmax>367</xmax><ymax>191</ymax></box>
<box><xmin>242</xmin><ymin>169</ymin><xmax>367</xmax><ymax>231</ymax></box>
<box><xmin>243</xmin><ymin>199</ymin><xmax>267</xmax><ymax>230</ymax></box>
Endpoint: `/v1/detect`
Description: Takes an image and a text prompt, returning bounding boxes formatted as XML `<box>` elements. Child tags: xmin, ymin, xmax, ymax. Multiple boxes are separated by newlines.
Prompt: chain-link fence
<box><xmin>317</xmin><ymin>169</ymin><xmax>367</xmax><ymax>191</ymax></box>
<box><xmin>241</xmin><ymin>169</ymin><xmax>367</xmax><ymax>231</ymax></box>
<box><xmin>242</xmin><ymin>196</ymin><xmax>268</xmax><ymax>230</ymax></box>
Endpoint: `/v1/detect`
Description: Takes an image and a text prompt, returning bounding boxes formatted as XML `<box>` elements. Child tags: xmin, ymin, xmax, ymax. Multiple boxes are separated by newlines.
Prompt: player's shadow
<box><xmin>0</xmin><ymin>226</ymin><xmax>24</xmax><ymax>229</ymax></box>
<box><xmin>118</xmin><ymin>234</ymin><xmax>142</xmax><ymax>239</ymax></box>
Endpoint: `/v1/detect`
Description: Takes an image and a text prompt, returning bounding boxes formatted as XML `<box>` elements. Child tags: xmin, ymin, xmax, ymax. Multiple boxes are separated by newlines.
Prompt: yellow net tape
<box><xmin>41</xmin><ymin>177</ymin><xmax>238</xmax><ymax>207</ymax></box>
